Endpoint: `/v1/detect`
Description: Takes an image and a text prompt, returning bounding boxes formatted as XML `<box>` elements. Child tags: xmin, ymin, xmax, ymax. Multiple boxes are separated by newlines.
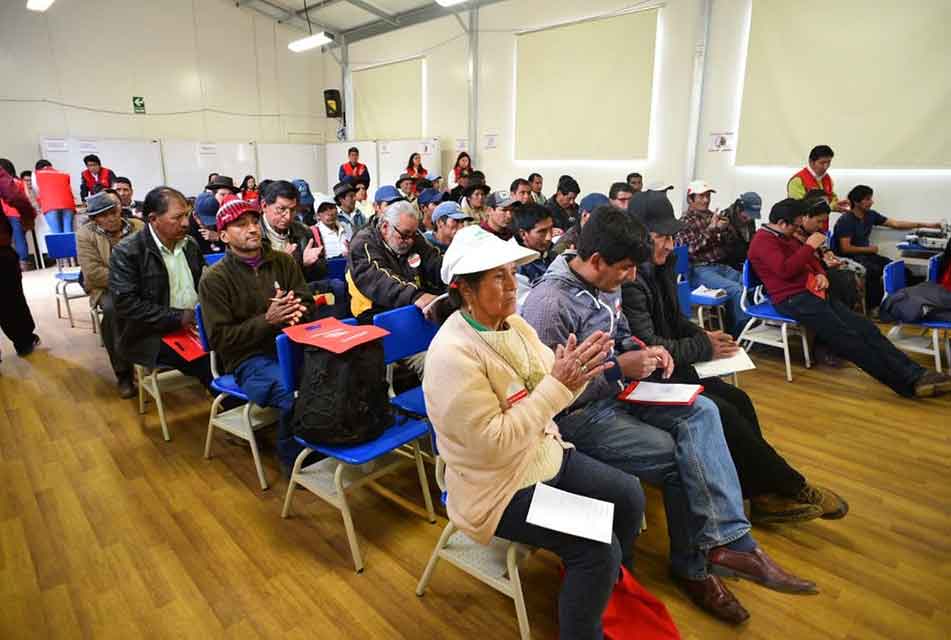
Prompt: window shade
<box><xmin>353</xmin><ymin>58</ymin><xmax>423</xmax><ymax>140</ymax></box>
<box><xmin>736</xmin><ymin>0</ymin><xmax>951</xmax><ymax>168</ymax></box>
<box><xmin>515</xmin><ymin>10</ymin><xmax>657</xmax><ymax>161</ymax></box>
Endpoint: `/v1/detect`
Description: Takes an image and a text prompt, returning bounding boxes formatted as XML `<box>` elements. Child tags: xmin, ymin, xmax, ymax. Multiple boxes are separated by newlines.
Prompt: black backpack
<box><xmin>291</xmin><ymin>340</ymin><xmax>393</xmax><ymax>446</ymax></box>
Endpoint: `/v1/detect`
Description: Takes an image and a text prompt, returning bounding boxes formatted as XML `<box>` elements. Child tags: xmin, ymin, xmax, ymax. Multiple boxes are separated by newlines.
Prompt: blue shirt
<box><xmin>834</xmin><ymin>209</ymin><xmax>888</xmax><ymax>252</ymax></box>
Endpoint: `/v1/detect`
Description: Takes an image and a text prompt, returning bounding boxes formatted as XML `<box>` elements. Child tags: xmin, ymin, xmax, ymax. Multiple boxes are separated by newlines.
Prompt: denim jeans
<box><xmin>555</xmin><ymin>395</ymin><xmax>749</xmax><ymax>580</ymax></box>
<box><xmin>7</xmin><ymin>217</ymin><xmax>29</xmax><ymax>261</ymax></box>
<box><xmin>233</xmin><ymin>355</ymin><xmax>298</xmax><ymax>467</ymax></box>
<box><xmin>44</xmin><ymin>209</ymin><xmax>74</xmax><ymax>233</ymax></box>
<box><xmin>495</xmin><ymin>448</ymin><xmax>645</xmax><ymax>640</ymax></box>
<box><xmin>776</xmin><ymin>292</ymin><xmax>926</xmax><ymax>396</ymax></box>
<box><xmin>690</xmin><ymin>263</ymin><xmax>750</xmax><ymax>337</ymax></box>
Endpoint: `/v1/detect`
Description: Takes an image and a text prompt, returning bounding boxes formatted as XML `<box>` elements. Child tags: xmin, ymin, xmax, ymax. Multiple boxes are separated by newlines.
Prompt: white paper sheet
<box><xmin>693</xmin><ymin>349</ymin><xmax>756</xmax><ymax>379</ymax></box>
<box><xmin>692</xmin><ymin>284</ymin><xmax>727</xmax><ymax>298</ymax></box>
<box><xmin>620</xmin><ymin>382</ymin><xmax>702</xmax><ymax>404</ymax></box>
<box><xmin>526</xmin><ymin>482</ymin><xmax>614</xmax><ymax>544</ymax></box>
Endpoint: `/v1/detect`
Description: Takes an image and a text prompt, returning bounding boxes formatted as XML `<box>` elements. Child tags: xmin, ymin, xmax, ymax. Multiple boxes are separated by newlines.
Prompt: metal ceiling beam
<box><xmin>294</xmin><ymin>0</ymin><xmax>346</xmax><ymax>18</ymax></box>
<box><xmin>345</xmin><ymin>0</ymin><xmax>399</xmax><ymax>26</ymax></box>
<box><xmin>237</xmin><ymin>0</ymin><xmax>330</xmax><ymax>34</ymax></box>
<box><xmin>334</xmin><ymin>0</ymin><xmax>506</xmax><ymax>46</ymax></box>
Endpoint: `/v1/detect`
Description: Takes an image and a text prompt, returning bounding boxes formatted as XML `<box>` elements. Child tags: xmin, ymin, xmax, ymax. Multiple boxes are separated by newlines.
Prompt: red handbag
<box><xmin>603</xmin><ymin>566</ymin><xmax>680</xmax><ymax>640</ymax></box>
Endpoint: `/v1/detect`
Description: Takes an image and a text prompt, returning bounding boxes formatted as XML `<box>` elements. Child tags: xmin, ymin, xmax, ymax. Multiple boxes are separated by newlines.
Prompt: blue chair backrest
<box><xmin>677</xmin><ymin>280</ymin><xmax>693</xmax><ymax>319</ymax></box>
<box><xmin>929</xmin><ymin>254</ymin><xmax>941</xmax><ymax>283</ymax></box>
<box><xmin>195</xmin><ymin>303</ymin><xmax>210</xmax><ymax>351</ymax></box>
<box><xmin>46</xmin><ymin>233</ymin><xmax>77</xmax><ymax>259</ymax></box>
<box><xmin>204</xmin><ymin>252</ymin><xmax>225</xmax><ymax>266</ymax></box>
<box><xmin>673</xmin><ymin>244</ymin><xmax>690</xmax><ymax>276</ymax></box>
<box><xmin>883</xmin><ymin>260</ymin><xmax>906</xmax><ymax>297</ymax></box>
<box><xmin>276</xmin><ymin>317</ymin><xmax>360</xmax><ymax>393</ymax></box>
<box><xmin>742</xmin><ymin>260</ymin><xmax>761</xmax><ymax>289</ymax></box>
<box><xmin>327</xmin><ymin>256</ymin><xmax>347</xmax><ymax>281</ymax></box>
<box><xmin>373</xmin><ymin>305</ymin><xmax>439</xmax><ymax>365</ymax></box>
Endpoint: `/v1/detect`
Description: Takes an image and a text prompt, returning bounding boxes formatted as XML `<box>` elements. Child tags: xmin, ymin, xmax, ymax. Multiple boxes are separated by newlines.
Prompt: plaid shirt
<box><xmin>675</xmin><ymin>208</ymin><xmax>739</xmax><ymax>265</ymax></box>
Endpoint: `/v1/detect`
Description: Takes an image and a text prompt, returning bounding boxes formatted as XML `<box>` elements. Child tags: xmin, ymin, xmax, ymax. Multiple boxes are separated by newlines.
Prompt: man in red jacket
<box><xmin>0</xmin><ymin>165</ymin><xmax>41</xmax><ymax>359</ymax></box>
<box><xmin>748</xmin><ymin>198</ymin><xmax>950</xmax><ymax>398</ymax></box>
<box><xmin>79</xmin><ymin>154</ymin><xmax>117</xmax><ymax>201</ymax></box>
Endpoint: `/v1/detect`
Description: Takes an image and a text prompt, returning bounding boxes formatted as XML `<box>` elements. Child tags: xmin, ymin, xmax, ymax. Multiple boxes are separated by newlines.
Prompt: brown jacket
<box><xmin>76</xmin><ymin>218</ymin><xmax>144</xmax><ymax>307</ymax></box>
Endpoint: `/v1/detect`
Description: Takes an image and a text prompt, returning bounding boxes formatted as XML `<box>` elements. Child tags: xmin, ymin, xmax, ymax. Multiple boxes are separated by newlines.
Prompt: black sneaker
<box><xmin>15</xmin><ymin>334</ymin><xmax>41</xmax><ymax>357</ymax></box>
<box><xmin>117</xmin><ymin>376</ymin><xmax>136</xmax><ymax>399</ymax></box>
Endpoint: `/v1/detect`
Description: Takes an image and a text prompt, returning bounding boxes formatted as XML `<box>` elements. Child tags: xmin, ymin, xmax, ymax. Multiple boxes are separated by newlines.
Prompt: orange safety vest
<box><xmin>81</xmin><ymin>167</ymin><xmax>113</xmax><ymax>193</ymax></box>
<box><xmin>35</xmin><ymin>169</ymin><xmax>76</xmax><ymax>212</ymax></box>
<box><xmin>1</xmin><ymin>178</ymin><xmax>26</xmax><ymax>219</ymax></box>
<box><xmin>341</xmin><ymin>162</ymin><xmax>367</xmax><ymax>178</ymax></box>
<box><xmin>792</xmin><ymin>167</ymin><xmax>833</xmax><ymax>231</ymax></box>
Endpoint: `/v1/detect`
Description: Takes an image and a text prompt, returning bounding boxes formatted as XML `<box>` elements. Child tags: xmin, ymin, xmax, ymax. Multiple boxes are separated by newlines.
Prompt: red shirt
<box><xmin>747</xmin><ymin>226</ymin><xmax>826</xmax><ymax>304</ymax></box>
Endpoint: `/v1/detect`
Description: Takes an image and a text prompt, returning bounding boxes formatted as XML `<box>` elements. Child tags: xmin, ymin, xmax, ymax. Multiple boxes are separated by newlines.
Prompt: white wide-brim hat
<box><xmin>440</xmin><ymin>225</ymin><xmax>538</xmax><ymax>284</ymax></box>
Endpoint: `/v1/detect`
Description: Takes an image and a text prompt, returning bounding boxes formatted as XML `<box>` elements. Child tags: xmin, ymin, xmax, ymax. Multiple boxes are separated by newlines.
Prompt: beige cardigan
<box><xmin>423</xmin><ymin>311</ymin><xmax>579</xmax><ymax>544</ymax></box>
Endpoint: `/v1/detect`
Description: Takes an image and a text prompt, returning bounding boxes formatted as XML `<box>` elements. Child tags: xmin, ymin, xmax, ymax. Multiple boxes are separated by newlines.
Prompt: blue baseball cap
<box><xmin>292</xmin><ymin>179</ymin><xmax>314</xmax><ymax>206</ymax></box>
<box><xmin>417</xmin><ymin>188</ymin><xmax>442</xmax><ymax>206</ymax></box>
<box><xmin>579</xmin><ymin>192</ymin><xmax>609</xmax><ymax>213</ymax></box>
<box><xmin>194</xmin><ymin>192</ymin><xmax>219</xmax><ymax>226</ymax></box>
<box><xmin>739</xmin><ymin>192</ymin><xmax>762</xmax><ymax>219</ymax></box>
<box><xmin>374</xmin><ymin>185</ymin><xmax>404</xmax><ymax>205</ymax></box>
<box><xmin>432</xmin><ymin>201</ymin><xmax>472</xmax><ymax>225</ymax></box>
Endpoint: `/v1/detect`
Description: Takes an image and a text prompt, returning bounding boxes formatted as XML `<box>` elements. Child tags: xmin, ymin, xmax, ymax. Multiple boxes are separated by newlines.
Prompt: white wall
<box><xmin>0</xmin><ymin>0</ymin><xmax>337</xmax><ymax>175</ymax></box>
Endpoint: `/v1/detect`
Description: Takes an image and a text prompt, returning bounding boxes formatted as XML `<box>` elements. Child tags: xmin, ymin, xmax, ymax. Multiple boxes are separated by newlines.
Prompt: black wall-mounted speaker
<box><xmin>324</xmin><ymin>89</ymin><xmax>343</xmax><ymax>118</ymax></box>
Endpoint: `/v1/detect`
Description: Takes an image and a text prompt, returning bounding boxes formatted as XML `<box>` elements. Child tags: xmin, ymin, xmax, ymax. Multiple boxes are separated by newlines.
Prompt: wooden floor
<box><xmin>2</xmin><ymin>267</ymin><xmax>949</xmax><ymax>640</ymax></box>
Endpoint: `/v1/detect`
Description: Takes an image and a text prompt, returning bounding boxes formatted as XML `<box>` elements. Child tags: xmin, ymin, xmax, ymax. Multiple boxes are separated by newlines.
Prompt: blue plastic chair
<box><xmin>674</xmin><ymin>244</ymin><xmax>727</xmax><ymax>329</ymax></box>
<box><xmin>196</xmin><ymin>304</ymin><xmax>279</xmax><ymax>490</ymax></box>
<box><xmin>46</xmin><ymin>232</ymin><xmax>88</xmax><ymax>327</ymax></box>
<box><xmin>276</xmin><ymin>328</ymin><xmax>435</xmax><ymax>573</ymax></box>
<box><xmin>883</xmin><ymin>260</ymin><xmax>949</xmax><ymax>372</ymax></box>
<box><xmin>373</xmin><ymin>305</ymin><xmax>439</xmax><ymax>418</ymax></box>
<box><xmin>736</xmin><ymin>260</ymin><xmax>811</xmax><ymax>382</ymax></box>
<box><xmin>327</xmin><ymin>256</ymin><xmax>348</xmax><ymax>280</ymax></box>
<box><xmin>203</xmin><ymin>252</ymin><xmax>225</xmax><ymax>266</ymax></box>
<box><xmin>929</xmin><ymin>253</ymin><xmax>942</xmax><ymax>283</ymax></box>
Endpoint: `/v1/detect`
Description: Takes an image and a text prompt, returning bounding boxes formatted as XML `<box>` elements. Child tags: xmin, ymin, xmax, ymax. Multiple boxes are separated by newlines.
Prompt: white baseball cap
<box><xmin>314</xmin><ymin>193</ymin><xmax>336</xmax><ymax>208</ymax></box>
<box><xmin>440</xmin><ymin>225</ymin><xmax>538</xmax><ymax>284</ymax></box>
<box><xmin>686</xmin><ymin>180</ymin><xmax>716</xmax><ymax>196</ymax></box>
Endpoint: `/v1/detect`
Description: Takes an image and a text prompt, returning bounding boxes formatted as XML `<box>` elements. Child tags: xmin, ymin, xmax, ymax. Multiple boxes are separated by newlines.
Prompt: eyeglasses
<box><xmin>391</xmin><ymin>225</ymin><xmax>416</xmax><ymax>242</ymax></box>
<box><xmin>270</xmin><ymin>205</ymin><xmax>295</xmax><ymax>215</ymax></box>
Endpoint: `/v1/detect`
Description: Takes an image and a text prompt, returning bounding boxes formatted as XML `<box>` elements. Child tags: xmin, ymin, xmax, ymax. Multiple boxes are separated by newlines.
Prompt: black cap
<box><xmin>332</xmin><ymin>181</ymin><xmax>356</xmax><ymax>201</ymax></box>
<box><xmin>628</xmin><ymin>190</ymin><xmax>684</xmax><ymax>236</ymax></box>
<box><xmin>769</xmin><ymin>198</ymin><xmax>805</xmax><ymax>224</ymax></box>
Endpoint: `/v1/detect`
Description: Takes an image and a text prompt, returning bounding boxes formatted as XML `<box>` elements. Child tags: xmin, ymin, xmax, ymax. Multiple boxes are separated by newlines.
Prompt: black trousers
<box><xmin>777</xmin><ymin>292</ymin><xmax>926</xmax><ymax>397</ymax></box>
<box><xmin>701</xmin><ymin>377</ymin><xmax>806</xmax><ymax>499</ymax></box>
<box><xmin>155</xmin><ymin>342</ymin><xmax>214</xmax><ymax>391</ymax></box>
<box><xmin>98</xmin><ymin>292</ymin><xmax>132</xmax><ymax>381</ymax></box>
<box><xmin>852</xmin><ymin>254</ymin><xmax>891</xmax><ymax>311</ymax></box>
<box><xmin>0</xmin><ymin>246</ymin><xmax>37</xmax><ymax>354</ymax></box>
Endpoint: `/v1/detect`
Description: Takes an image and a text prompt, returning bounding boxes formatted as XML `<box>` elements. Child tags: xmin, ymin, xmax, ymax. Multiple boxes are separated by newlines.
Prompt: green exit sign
<box><xmin>132</xmin><ymin>96</ymin><xmax>146</xmax><ymax>114</ymax></box>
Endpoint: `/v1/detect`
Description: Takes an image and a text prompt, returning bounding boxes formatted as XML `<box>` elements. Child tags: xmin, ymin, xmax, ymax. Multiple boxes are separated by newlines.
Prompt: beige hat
<box><xmin>440</xmin><ymin>225</ymin><xmax>538</xmax><ymax>284</ymax></box>
<box><xmin>686</xmin><ymin>180</ymin><xmax>716</xmax><ymax>196</ymax></box>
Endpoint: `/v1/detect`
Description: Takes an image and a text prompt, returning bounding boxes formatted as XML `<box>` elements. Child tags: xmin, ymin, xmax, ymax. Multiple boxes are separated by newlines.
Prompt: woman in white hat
<box><xmin>423</xmin><ymin>226</ymin><xmax>645</xmax><ymax>640</ymax></box>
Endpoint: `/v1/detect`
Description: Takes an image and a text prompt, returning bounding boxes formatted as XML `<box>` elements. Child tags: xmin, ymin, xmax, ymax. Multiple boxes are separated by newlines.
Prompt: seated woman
<box><xmin>423</xmin><ymin>226</ymin><xmax>645</xmax><ymax>640</ymax></box>
<box><xmin>623</xmin><ymin>190</ymin><xmax>848</xmax><ymax>524</ymax></box>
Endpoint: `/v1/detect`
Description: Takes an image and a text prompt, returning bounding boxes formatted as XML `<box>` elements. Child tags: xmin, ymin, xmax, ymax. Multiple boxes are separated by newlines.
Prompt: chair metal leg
<box><xmin>204</xmin><ymin>394</ymin><xmax>225</xmax><ymax>459</ymax></box>
<box><xmin>412</xmin><ymin>440</ymin><xmax>436</xmax><ymax>523</ymax></box>
<box><xmin>507</xmin><ymin>544</ymin><xmax>531</xmax><ymax>640</ymax></box>
<box><xmin>781</xmin><ymin>323</ymin><xmax>793</xmax><ymax>382</ymax></box>
<box><xmin>281</xmin><ymin>447</ymin><xmax>313</xmax><ymax>518</ymax></box>
<box><xmin>63</xmin><ymin>290</ymin><xmax>75</xmax><ymax>328</ymax></box>
<box><xmin>932</xmin><ymin>330</ymin><xmax>942</xmax><ymax>373</ymax></box>
<box><xmin>335</xmin><ymin>463</ymin><xmax>364</xmax><ymax>573</ymax></box>
<box><xmin>697</xmin><ymin>306</ymin><xmax>705</xmax><ymax>328</ymax></box>
<box><xmin>416</xmin><ymin>521</ymin><xmax>455</xmax><ymax>596</ymax></box>
<box><xmin>245</xmin><ymin>404</ymin><xmax>268</xmax><ymax>490</ymax></box>
<box><xmin>800</xmin><ymin>327</ymin><xmax>811</xmax><ymax>369</ymax></box>
<box><xmin>55</xmin><ymin>282</ymin><xmax>63</xmax><ymax>320</ymax></box>
<box><xmin>152</xmin><ymin>373</ymin><xmax>172</xmax><ymax>441</ymax></box>
<box><xmin>136</xmin><ymin>366</ymin><xmax>146</xmax><ymax>414</ymax></box>
<box><xmin>945</xmin><ymin>330</ymin><xmax>950</xmax><ymax>373</ymax></box>
<box><xmin>716</xmin><ymin>306</ymin><xmax>725</xmax><ymax>331</ymax></box>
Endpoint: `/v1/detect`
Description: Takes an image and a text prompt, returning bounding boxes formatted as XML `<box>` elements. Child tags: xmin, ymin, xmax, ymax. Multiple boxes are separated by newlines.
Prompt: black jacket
<box><xmin>260</xmin><ymin>219</ymin><xmax>327</xmax><ymax>283</ymax></box>
<box><xmin>347</xmin><ymin>225</ymin><xmax>443</xmax><ymax>322</ymax></box>
<box><xmin>545</xmin><ymin>197</ymin><xmax>579</xmax><ymax>231</ymax></box>
<box><xmin>621</xmin><ymin>256</ymin><xmax>713</xmax><ymax>379</ymax></box>
<box><xmin>109</xmin><ymin>227</ymin><xmax>204</xmax><ymax>366</ymax></box>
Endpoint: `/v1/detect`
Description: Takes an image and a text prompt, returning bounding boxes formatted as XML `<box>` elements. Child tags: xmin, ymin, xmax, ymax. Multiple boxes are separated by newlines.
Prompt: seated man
<box><xmin>551</xmin><ymin>192</ymin><xmax>608</xmax><ymax>257</ymax></box>
<box><xmin>198</xmin><ymin>198</ymin><xmax>314</xmax><ymax>472</ymax></box>
<box><xmin>510</xmin><ymin>178</ymin><xmax>532</xmax><ymax>205</ymax></box>
<box><xmin>609</xmin><ymin>181</ymin><xmax>634</xmax><ymax>211</ymax></box>
<box><xmin>480</xmin><ymin>191</ymin><xmax>517</xmax><ymax>241</ymax></box>
<box><xmin>424</xmin><ymin>201</ymin><xmax>471</xmax><ymax>252</ymax></box>
<box><xmin>334</xmin><ymin>181</ymin><xmax>365</xmax><ymax>232</ymax></box>
<box><xmin>259</xmin><ymin>180</ymin><xmax>326</xmax><ymax>283</ymax></box>
<box><xmin>76</xmin><ymin>191</ymin><xmax>145</xmax><ymax>398</ymax></box>
<box><xmin>626</xmin><ymin>172</ymin><xmax>643</xmax><ymax>193</ymax></box>
<box><xmin>460</xmin><ymin>181</ymin><xmax>490</xmax><ymax>222</ymax></box>
<box><xmin>528</xmin><ymin>172</ymin><xmax>546</xmax><ymax>205</ymax></box>
<box><xmin>416</xmin><ymin>188</ymin><xmax>443</xmax><ymax>233</ymax></box>
<box><xmin>835</xmin><ymin>184</ymin><xmax>941</xmax><ymax>312</ymax></box>
<box><xmin>545</xmin><ymin>174</ymin><xmax>580</xmax><ymax>232</ymax></box>
<box><xmin>622</xmin><ymin>190</ymin><xmax>847</xmax><ymax>523</ymax></box>
<box><xmin>113</xmin><ymin>176</ymin><xmax>143</xmax><ymax>219</ymax></box>
<box><xmin>675</xmin><ymin>180</ymin><xmax>750</xmax><ymax>336</ymax></box>
<box><xmin>749</xmin><ymin>198</ymin><xmax>951</xmax><ymax>398</ymax></box>
<box><xmin>523</xmin><ymin>205</ymin><xmax>815</xmax><ymax>624</ymax></box>
<box><xmin>109</xmin><ymin>186</ymin><xmax>213</xmax><ymax>388</ymax></box>
<box><xmin>512</xmin><ymin>202</ymin><xmax>554</xmax><ymax>284</ymax></box>
<box><xmin>348</xmin><ymin>200</ymin><xmax>444</xmax><ymax>324</ymax></box>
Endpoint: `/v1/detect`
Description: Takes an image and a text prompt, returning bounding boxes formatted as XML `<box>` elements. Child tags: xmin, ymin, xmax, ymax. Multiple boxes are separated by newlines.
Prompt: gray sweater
<box><xmin>521</xmin><ymin>254</ymin><xmax>630</xmax><ymax>410</ymax></box>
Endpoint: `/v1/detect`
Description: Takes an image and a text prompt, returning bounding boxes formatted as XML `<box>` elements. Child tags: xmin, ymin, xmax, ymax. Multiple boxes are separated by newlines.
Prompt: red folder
<box><xmin>806</xmin><ymin>273</ymin><xmax>827</xmax><ymax>300</ymax></box>
<box><xmin>617</xmin><ymin>381</ymin><xmax>704</xmax><ymax>406</ymax></box>
<box><xmin>162</xmin><ymin>328</ymin><xmax>207</xmax><ymax>362</ymax></box>
<box><xmin>282</xmin><ymin>317</ymin><xmax>389</xmax><ymax>354</ymax></box>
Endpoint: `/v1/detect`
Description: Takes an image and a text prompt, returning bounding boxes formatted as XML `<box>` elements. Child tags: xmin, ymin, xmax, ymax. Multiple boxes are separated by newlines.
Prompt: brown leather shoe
<box><xmin>672</xmin><ymin>573</ymin><xmax>750</xmax><ymax>625</ymax></box>
<box><xmin>796</xmin><ymin>483</ymin><xmax>849</xmax><ymax>520</ymax></box>
<box><xmin>914</xmin><ymin>371</ymin><xmax>951</xmax><ymax>398</ymax></box>
<box><xmin>750</xmin><ymin>494</ymin><xmax>823</xmax><ymax>524</ymax></box>
<box><xmin>708</xmin><ymin>546</ymin><xmax>818</xmax><ymax>594</ymax></box>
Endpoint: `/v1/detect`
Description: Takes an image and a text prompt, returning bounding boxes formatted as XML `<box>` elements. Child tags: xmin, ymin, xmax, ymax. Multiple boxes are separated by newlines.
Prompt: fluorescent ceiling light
<box><xmin>26</xmin><ymin>0</ymin><xmax>56</xmax><ymax>11</ymax></box>
<box><xmin>288</xmin><ymin>31</ymin><xmax>334</xmax><ymax>53</ymax></box>
<box><xmin>435</xmin><ymin>0</ymin><xmax>467</xmax><ymax>7</ymax></box>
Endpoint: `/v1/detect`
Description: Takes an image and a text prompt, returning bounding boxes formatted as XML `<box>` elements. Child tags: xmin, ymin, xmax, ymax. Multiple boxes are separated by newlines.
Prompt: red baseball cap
<box><xmin>216</xmin><ymin>197</ymin><xmax>260</xmax><ymax>232</ymax></box>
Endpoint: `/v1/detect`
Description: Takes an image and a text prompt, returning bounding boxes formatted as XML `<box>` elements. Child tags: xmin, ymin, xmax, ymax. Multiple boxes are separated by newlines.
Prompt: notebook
<box><xmin>692</xmin><ymin>349</ymin><xmax>756</xmax><ymax>379</ymax></box>
<box><xmin>526</xmin><ymin>482</ymin><xmax>614</xmax><ymax>544</ymax></box>
<box><xmin>617</xmin><ymin>381</ymin><xmax>704</xmax><ymax>406</ymax></box>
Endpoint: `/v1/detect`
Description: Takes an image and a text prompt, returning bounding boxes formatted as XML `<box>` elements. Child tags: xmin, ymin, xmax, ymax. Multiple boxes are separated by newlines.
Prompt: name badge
<box><xmin>408</xmin><ymin>253</ymin><xmax>421</xmax><ymax>269</ymax></box>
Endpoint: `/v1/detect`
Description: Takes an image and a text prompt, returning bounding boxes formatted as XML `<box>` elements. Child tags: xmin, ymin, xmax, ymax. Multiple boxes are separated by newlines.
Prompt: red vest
<box><xmin>407</xmin><ymin>167</ymin><xmax>428</xmax><ymax>178</ymax></box>
<box><xmin>1</xmin><ymin>178</ymin><xmax>26</xmax><ymax>219</ymax></box>
<box><xmin>35</xmin><ymin>169</ymin><xmax>76</xmax><ymax>212</ymax></box>
<box><xmin>341</xmin><ymin>162</ymin><xmax>367</xmax><ymax>178</ymax></box>
<box><xmin>81</xmin><ymin>167</ymin><xmax>113</xmax><ymax>193</ymax></box>
<box><xmin>792</xmin><ymin>167</ymin><xmax>833</xmax><ymax>231</ymax></box>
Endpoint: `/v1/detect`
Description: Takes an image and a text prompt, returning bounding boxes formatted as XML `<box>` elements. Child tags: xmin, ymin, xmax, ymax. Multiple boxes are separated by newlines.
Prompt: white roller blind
<box><xmin>515</xmin><ymin>10</ymin><xmax>657</xmax><ymax>160</ymax></box>
<box><xmin>736</xmin><ymin>0</ymin><xmax>951</xmax><ymax>168</ymax></box>
<box><xmin>353</xmin><ymin>58</ymin><xmax>423</xmax><ymax>140</ymax></box>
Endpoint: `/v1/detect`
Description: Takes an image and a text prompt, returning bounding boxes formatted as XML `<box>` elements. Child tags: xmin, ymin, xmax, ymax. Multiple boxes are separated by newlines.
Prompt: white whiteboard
<box><xmin>325</xmin><ymin>140</ymin><xmax>378</xmax><ymax>195</ymax></box>
<box><xmin>161</xmin><ymin>140</ymin><xmax>258</xmax><ymax>198</ymax></box>
<box><xmin>39</xmin><ymin>136</ymin><xmax>165</xmax><ymax>200</ymax></box>
<box><xmin>256</xmin><ymin>143</ymin><xmax>327</xmax><ymax>197</ymax></box>
<box><xmin>376</xmin><ymin>138</ymin><xmax>442</xmax><ymax>193</ymax></box>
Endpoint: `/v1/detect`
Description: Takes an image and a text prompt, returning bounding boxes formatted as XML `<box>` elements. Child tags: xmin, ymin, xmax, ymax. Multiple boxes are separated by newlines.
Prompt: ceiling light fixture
<box><xmin>288</xmin><ymin>0</ymin><xmax>334</xmax><ymax>53</ymax></box>
<box><xmin>26</xmin><ymin>0</ymin><xmax>56</xmax><ymax>11</ymax></box>
<box><xmin>435</xmin><ymin>0</ymin><xmax>468</xmax><ymax>7</ymax></box>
